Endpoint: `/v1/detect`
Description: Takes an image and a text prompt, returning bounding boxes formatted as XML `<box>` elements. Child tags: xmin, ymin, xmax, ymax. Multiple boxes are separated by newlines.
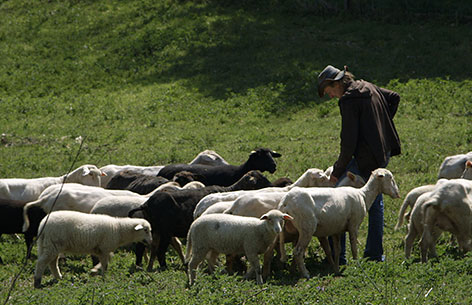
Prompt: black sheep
<box><xmin>0</xmin><ymin>199</ymin><xmax>46</xmax><ymax>263</ymax></box>
<box><xmin>157</xmin><ymin>148</ymin><xmax>281</xmax><ymax>187</ymax></box>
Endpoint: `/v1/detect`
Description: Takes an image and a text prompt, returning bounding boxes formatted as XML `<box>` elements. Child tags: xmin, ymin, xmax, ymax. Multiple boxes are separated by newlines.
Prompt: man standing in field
<box><xmin>318</xmin><ymin>65</ymin><xmax>401</xmax><ymax>263</ymax></box>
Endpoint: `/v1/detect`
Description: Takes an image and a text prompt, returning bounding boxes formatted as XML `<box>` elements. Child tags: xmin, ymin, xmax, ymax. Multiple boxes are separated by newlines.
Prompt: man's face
<box><xmin>324</xmin><ymin>82</ymin><xmax>343</xmax><ymax>99</ymax></box>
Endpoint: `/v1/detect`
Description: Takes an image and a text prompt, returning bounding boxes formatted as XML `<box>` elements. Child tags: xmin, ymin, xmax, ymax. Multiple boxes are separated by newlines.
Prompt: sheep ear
<box><xmin>283</xmin><ymin>214</ymin><xmax>294</xmax><ymax>221</ymax></box>
<box><xmin>101</xmin><ymin>171</ymin><xmax>107</xmax><ymax>176</ymax></box>
<box><xmin>82</xmin><ymin>167</ymin><xmax>91</xmax><ymax>176</ymax></box>
<box><xmin>134</xmin><ymin>224</ymin><xmax>144</xmax><ymax>231</ymax></box>
<box><xmin>260</xmin><ymin>214</ymin><xmax>268</xmax><ymax>220</ymax></box>
<box><xmin>271</xmin><ymin>151</ymin><xmax>281</xmax><ymax>158</ymax></box>
<box><xmin>466</xmin><ymin>160</ymin><xmax>472</xmax><ymax>168</ymax></box>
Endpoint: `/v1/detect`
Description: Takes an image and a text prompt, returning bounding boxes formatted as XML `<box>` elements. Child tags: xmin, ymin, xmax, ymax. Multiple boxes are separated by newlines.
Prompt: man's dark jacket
<box><xmin>332</xmin><ymin>79</ymin><xmax>401</xmax><ymax>180</ymax></box>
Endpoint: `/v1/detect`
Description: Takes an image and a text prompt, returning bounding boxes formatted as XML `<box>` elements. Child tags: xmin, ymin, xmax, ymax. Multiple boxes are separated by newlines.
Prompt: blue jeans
<box><xmin>329</xmin><ymin>158</ymin><xmax>387</xmax><ymax>264</ymax></box>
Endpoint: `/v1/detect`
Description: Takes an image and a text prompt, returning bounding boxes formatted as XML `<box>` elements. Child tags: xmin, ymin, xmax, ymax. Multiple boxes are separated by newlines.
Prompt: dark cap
<box><xmin>317</xmin><ymin>65</ymin><xmax>345</xmax><ymax>97</ymax></box>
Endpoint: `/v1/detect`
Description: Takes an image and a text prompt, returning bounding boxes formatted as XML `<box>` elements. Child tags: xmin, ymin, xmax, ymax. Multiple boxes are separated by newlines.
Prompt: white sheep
<box><xmin>418</xmin><ymin>178</ymin><xmax>472</xmax><ymax>262</ymax></box>
<box><xmin>438</xmin><ymin>151</ymin><xmax>472</xmax><ymax>179</ymax></box>
<box><xmin>0</xmin><ymin>164</ymin><xmax>106</xmax><ymax>202</ymax></box>
<box><xmin>188</xmin><ymin>149</ymin><xmax>229</xmax><ymax>166</ymax></box>
<box><xmin>395</xmin><ymin>161</ymin><xmax>472</xmax><ymax>232</ymax></box>
<box><xmin>395</xmin><ymin>160</ymin><xmax>472</xmax><ymax>233</ymax></box>
<box><xmin>224</xmin><ymin>171</ymin><xmax>366</xmax><ymax>219</ymax></box>
<box><xmin>99</xmin><ymin>165</ymin><xmax>164</xmax><ymax>187</ymax></box>
<box><xmin>154</xmin><ymin>181</ymin><xmax>206</xmax><ymax>192</ymax></box>
<box><xmin>185</xmin><ymin>209</ymin><xmax>293</xmax><ymax>285</ymax></box>
<box><xmin>403</xmin><ymin>191</ymin><xmax>440</xmax><ymax>259</ymax></box>
<box><xmin>276</xmin><ymin>168</ymin><xmax>400</xmax><ymax>278</ymax></box>
<box><xmin>90</xmin><ymin>196</ymin><xmax>185</xmax><ymax>266</ymax></box>
<box><xmin>193</xmin><ymin>168</ymin><xmax>334</xmax><ymax>219</ymax></box>
<box><xmin>33</xmin><ymin>210</ymin><xmax>152</xmax><ymax>288</ymax></box>
<box><xmin>394</xmin><ymin>184</ymin><xmax>436</xmax><ymax>230</ymax></box>
<box><xmin>201</xmin><ymin>201</ymin><xmax>234</xmax><ymax>216</ymax></box>
<box><xmin>22</xmin><ymin>183</ymin><xmax>144</xmax><ymax>232</ymax></box>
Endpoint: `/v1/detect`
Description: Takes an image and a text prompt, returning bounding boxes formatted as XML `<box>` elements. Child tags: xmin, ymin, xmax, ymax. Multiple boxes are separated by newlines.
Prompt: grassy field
<box><xmin>1</xmin><ymin>0</ymin><xmax>471</xmax><ymax>304</ymax></box>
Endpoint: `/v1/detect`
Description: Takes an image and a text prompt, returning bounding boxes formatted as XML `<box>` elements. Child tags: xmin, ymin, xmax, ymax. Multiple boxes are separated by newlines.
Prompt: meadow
<box><xmin>0</xmin><ymin>0</ymin><xmax>471</xmax><ymax>304</ymax></box>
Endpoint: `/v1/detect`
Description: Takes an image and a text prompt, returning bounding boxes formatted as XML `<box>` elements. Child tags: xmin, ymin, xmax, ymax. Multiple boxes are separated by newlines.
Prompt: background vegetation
<box><xmin>0</xmin><ymin>0</ymin><xmax>471</xmax><ymax>304</ymax></box>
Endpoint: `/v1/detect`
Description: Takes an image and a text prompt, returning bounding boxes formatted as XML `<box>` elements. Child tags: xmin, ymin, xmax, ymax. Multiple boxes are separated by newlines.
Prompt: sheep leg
<box><xmin>348</xmin><ymin>229</ymin><xmax>358</xmax><ymax>260</ymax></box>
<box><xmin>187</xmin><ymin>250</ymin><xmax>208</xmax><ymax>286</ymax></box>
<box><xmin>420</xmin><ymin>207</ymin><xmax>437</xmax><ymax>263</ymax></box>
<box><xmin>278</xmin><ymin>231</ymin><xmax>287</xmax><ymax>262</ymax></box>
<box><xmin>156</xmin><ymin>234</ymin><xmax>171</xmax><ymax>270</ymax></box>
<box><xmin>134</xmin><ymin>242</ymin><xmax>146</xmax><ymax>267</ymax></box>
<box><xmin>404</xmin><ymin>224</ymin><xmax>418</xmax><ymax>259</ymax></box>
<box><xmin>91</xmin><ymin>255</ymin><xmax>100</xmax><ymax>267</ymax></box>
<box><xmin>429</xmin><ymin>228</ymin><xmax>443</xmax><ymax>258</ymax></box>
<box><xmin>207</xmin><ymin>250</ymin><xmax>219</xmax><ymax>274</ymax></box>
<box><xmin>262</xmin><ymin>239</ymin><xmax>278</xmax><ymax>279</ymax></box>
<box><xmin>293</xmin><ymin>233</ymin><xmax>312</xmax><ymax>279</ymax></box>
<box><xmin>170</xmin><ymin>237</ymin><xmax>185</xmax><ymax>265</ymax></box>
<box><xmin>147</xmin><ymin>232</ymin><xmax>161</xmax><ymax>271</ymax></box>
<box><xmin>91</xmin><ymin>253</ymin><xmax>111</xmax><ymax>276</ymax></box>
<box><xmin>245</xmin><ymin>253</ymin><xmax>262</xmax><ymax>285</ymax></box>
<box><xmin>34</xmin><ymin>252</ymin><xmax>56</xmax><ymax>288</ymax></box>
<box><xmin>48</xmin><ymin>256</ymin><xmax>62</xmax><ymax>280</ymax></box>
<box><xmin>25</xmin><ymin>234</ymin><xmax>34</xmax><ymax>259</ymax></box>
<box><xmin>331</xmin><ymin>234</ymin><xmax>341</xmax><ymax>274</ymax></box>
<box><xmin>318</xmin><ymin>237</ymin><xmax>336</xmax><ymax>268</ymax></box>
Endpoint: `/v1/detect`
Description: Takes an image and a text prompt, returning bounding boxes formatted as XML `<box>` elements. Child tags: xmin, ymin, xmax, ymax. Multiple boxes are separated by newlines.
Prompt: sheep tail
<box><xmin>422</xmin><ymin>197</ymin><xmax>439</xmax><ymax>213</ymax></box>
<box><xmin>22</xmin><ymin>200</ymin><xmax>40</xmax><ymax>232</ymax></box>
<box><xmin>394</xmin><ymin>196</ymin><xmax>412</xmax><ymax>230</ymax></box>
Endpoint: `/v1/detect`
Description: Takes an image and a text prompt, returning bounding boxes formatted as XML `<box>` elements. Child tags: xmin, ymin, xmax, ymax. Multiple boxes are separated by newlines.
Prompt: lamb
<box><xmin>185</xmin><ymin>210</ymin><xmax>293</xmax><ymax>285</ymax></box>
<box><xmin>275</xmin><ymin>168</ymin><xmax>400</xmax><ymax>278</ymax></box>
<box><xmin>193</xmin><ymin>167</ymin><xmax>334</xmax><ymax>219</ymax></box>
<box><xmin>438</xmin><ymin>151</ymin><xmax>472</xmax><ymax>179</ymax></box>
<box><xmin>22</xmin><ymin>183</ymin><xmax>144</xmax><ymax>232</ymax></box>
<box><xmin>418</xmin><ymin>179</ymin><xmax>472</xmax><ymax>262</ymax></box>
<box><xmin>0</xmin><ymin>199</ymin><xmax>46</xmax><ymax>262</ymax></box>
<box><xmin>402</xmin><ymin>171</ymin><xmax>472</xmax><ymax>260</ymax></box>
<box><xmin>99</xmin><ymin>150</ymin><xmax>228</xmax><ymax>187</ymax></box>
<box><xmin>33</xmin><ymin>210</ymin><xmax>152</xmax><ymax>288</ymax></box>
<box><xmin>0</xmin><ymin>164</ymin><xmax>106</xmax><ymax>202</ymax></box>
<box><xmin>90</xmin><ymin>196</ymin><xmax>185</xmax><ymax>267</ymax></box>
<box><xmin>127</xmin><ymin>170</ymin><xmax>273</xmax><ymax>271</ymax></box>
<box><xmin>403</xmin><ymin>191</ymin><xmax>439</xmax><ymax>259</ymax></box>
<box><xmin>395</xmin><ymin>161</ymin><xmax>472</xmax><ymax>231</ymax></box>
<box><xmin>157</xmin><ymin>148</ymin><xmax>281</xmax><ymax>187</ymax></box>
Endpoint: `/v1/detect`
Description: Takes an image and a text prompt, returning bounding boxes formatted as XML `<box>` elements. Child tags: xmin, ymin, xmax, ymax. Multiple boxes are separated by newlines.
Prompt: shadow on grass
<box><xmin>122</xmin><ymin>1</ymin><xmax>472</xmax><ymax>112</ymax></box>
<box><xmin>266</xmin><ymin>258</ymin><xmax>341</xmax><ymax>286</ymax></box>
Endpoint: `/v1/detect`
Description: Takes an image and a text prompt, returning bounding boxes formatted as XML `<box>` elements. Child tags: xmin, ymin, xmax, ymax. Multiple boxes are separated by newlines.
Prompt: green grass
<box><xmin>1</xmin><ymin>0</ymin><xmax>471</xmax><ymax>304</ymax></box>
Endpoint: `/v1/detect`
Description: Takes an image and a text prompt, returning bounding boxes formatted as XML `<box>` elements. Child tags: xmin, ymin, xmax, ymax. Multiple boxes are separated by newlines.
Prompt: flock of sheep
<box><xmin>1</xmin><ymin>149</ymin><xmax>472</xmax><ymax>288</ymax></box>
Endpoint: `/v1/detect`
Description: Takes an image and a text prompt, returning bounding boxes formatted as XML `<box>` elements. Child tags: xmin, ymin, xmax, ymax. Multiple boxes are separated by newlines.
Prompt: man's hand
<box><xmin>329</xmin><ymin>174</ymin><xmax>338</xmax><ymax>184</ymax></box>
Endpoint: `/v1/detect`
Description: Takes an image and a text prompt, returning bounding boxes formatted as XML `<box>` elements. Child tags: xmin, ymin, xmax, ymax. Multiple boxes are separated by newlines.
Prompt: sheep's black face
<box><xmin>249</xmin><ymin>148</ymin><xmax>281</xmax><ymax>174</ymax></box>
<box><xmin>244</xmin><ymin>170</ymin><xmax>272</xmax><ymax>189</ymax></box>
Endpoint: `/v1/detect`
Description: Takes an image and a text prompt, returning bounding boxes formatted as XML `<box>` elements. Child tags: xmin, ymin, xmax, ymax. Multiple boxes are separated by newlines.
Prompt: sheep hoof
<box><xmin>34</xmin><ymin>278</ymin><xmax>42</xmax><ymax>289</ymax></box>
